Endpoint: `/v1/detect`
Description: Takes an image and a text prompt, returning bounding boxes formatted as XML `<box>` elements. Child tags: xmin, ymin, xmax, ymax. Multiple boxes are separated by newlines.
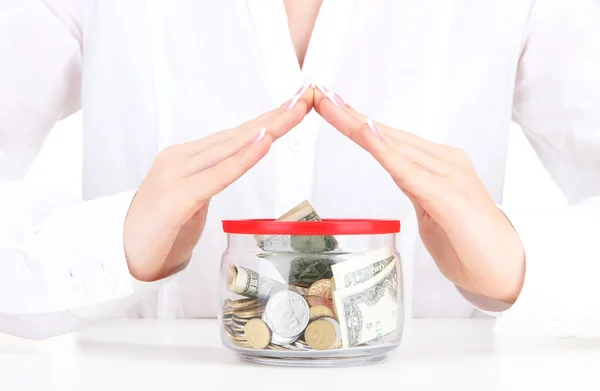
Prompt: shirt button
<box><xmin>70</xmin><ymin>278</ymin><xmax>86</xmax><ymax>297</ymax></box>
<box><xmin>290</xmin><ymin>139</ymin><xmax>305</xmax><ymax>151</ymax></box>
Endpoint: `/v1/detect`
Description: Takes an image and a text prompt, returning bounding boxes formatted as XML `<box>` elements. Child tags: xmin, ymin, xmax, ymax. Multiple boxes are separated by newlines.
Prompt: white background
<box><xmin>29</xmin><ymin>113</ymin><xmax>567</xmax><ymax>208</ymax></box>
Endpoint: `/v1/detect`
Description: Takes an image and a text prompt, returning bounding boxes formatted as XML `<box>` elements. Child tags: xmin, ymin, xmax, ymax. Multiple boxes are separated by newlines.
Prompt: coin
<box><xmin>305</xmin><ymin>317</ymin><xmax>342</xmax><ymax>350</ymax></box>
<box><xmin>263</xmin><ymin>291</ymin><xmax>310</xmax><ymax>339</ymax></box>
<box><xmin>304</xmin><ymin>295</ymin><xmax>335</xmax><ymax>313</ymax></box>
<box><xmin>293</xmin><ymin>342</ymin><xmax>311</xmax><ymax>350</ymax></box>
<box><xmin>222</xmin><ymin>312</ymin><xmax>233</xmax><ymax>319</ymax></box>
<box><xmin>231</xmin><ymin>315</ymin><xmax>251</xmax><ymax>324</ymax></box>
<box><xmin>232</xmin><ymin>317</ymin><xmax>250</xmax><ymax>326</ymax></box>
<box><xmin>234</xmin><ymin>340</ymin><xmax>253</xmax><ymax>348</ymax></box>
<box><xmin>224</xmin><ymin>326</ymin><xmax>247</xmax><ymax>341</ymax></box>
<box><xmin>231</xmin><ymin>323</ymin><xmax>245</xmax><ymax>333</ymax></box>
<box><xmin>228</xmin><ymin>298</ymin><xmax>258</xmax><ymax>309</ymax></box>
<box><xmin>330</xmin><ymin>277</ymin><xmax>337</xmax><ymax>317</ymax></box>
<box><xmin>232</xmin><ymin>307</ymin><xmax>266</xmax><ymax>319</ymax></box>
<box><xmin>269</xmin><ymin>329</ymin><xmax>299</xmax><ymax>346</ymax></box>
<box><xmin>222</xmin><ymin>318</ymin><xmax>233</xmax><ymax>326</ymax></box>
<box><xmin>244</xmin><ymin>318</ymin><xmax>271</xmax><ymax>349</ymax></box>
<box><xmin>307</xmin><ymin>279</ymin><xmax>332</xmax><ymax>300</ymax></box>
<box><xmin>309</xmin><ymin>305</ymin><xmax>334</xmax><ymax>321</ymax></box>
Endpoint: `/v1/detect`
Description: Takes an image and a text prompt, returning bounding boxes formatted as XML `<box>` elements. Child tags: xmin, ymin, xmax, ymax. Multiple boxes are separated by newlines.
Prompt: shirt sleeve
<box><xmin>469</xmin><ymin>0</ymin><xmax>600</xmax><ymax>337</ymax></box>
<box><xmin>0</xmin><ymin>0</ymin><xmax>179</xmax><ymax>340</ymax></box>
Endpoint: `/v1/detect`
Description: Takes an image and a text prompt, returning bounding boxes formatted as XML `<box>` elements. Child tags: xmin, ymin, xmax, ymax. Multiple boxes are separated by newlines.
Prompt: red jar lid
<box><xmin>222</xmin><ymin>219</ymin><xmax>400</xmax><ymax>235</ymax></box>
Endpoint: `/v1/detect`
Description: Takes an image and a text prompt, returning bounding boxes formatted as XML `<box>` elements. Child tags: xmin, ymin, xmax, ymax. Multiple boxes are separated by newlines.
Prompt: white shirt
<box><xmin>1</xmin><ymin>0</ymin><xmax>600</xmax><ymax>340</ymax></box>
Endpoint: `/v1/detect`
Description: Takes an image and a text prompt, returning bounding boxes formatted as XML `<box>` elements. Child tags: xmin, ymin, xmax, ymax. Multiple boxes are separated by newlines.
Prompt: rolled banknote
<box><xmin>255</xmin><ymin>200</ymin><xmax>338</xmax><ymax>253</ymax></box>
<box><xmin>227</xmin><ymin>265</ymin><xmax>307</xmax><ymax>300</ymax></box>
<box><xmin>331</xmin><ymin>246</ymin><xmax>396</xmax><ymax>289</ymax></box>
<box><xmin>334</xmin><ymin>257</ymin><xmax>400</xmax><ymax>348</ymax></box>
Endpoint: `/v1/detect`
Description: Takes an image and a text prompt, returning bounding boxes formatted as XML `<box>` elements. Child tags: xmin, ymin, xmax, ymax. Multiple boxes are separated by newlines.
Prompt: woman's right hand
<box><xmin>124</xmin><ymin>86</ymin><xmax>313</xmax><ymax>282</ymax></box>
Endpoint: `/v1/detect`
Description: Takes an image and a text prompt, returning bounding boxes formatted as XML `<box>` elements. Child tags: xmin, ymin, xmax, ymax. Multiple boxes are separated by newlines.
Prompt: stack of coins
<box><xmin>222</xmin><ymin>298</ymin><xmax>266</xmax><ymax>348</ymax></box>
<box><xmin>222</xmin><ymin>278</ymin><xmax>343</xmax><ymax>351</ymax></box>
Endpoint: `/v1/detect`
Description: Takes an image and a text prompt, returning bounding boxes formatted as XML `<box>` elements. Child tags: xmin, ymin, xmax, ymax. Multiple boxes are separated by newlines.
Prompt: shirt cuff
<box><xmin>490</xmin><ymin>202</ymin><xmax>600</xmax><ymax>337</ymax></box>
<box><xmin>456</xmin><ymin>285</ymin><xmax>513</xmax><ymax>317</ymax></box>
<box><xmin>70</xmin><ymin>260</ymin><xmax>189</xmax><ymax>320</ymax></box>
<box><xmin>26</xmin><ymin>190</ymin><xmax>138</xmax><ymax>313</ymax></box>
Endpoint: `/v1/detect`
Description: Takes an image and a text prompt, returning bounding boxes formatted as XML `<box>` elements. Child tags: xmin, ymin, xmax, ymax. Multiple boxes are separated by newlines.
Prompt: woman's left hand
<box><xmin>314</xmin><ymin>86</ymin><xmax>526</xmax><ymax>304</ymax></box>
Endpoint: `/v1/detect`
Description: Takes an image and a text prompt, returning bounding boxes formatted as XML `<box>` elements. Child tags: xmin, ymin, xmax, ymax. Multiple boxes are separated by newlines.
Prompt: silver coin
<box><xmin>261</xmin><ymin>313</ymin><xmax>298</xmax><ymax>346</ymax></box>
<box><xmin>270</xmin><ymin>331</ymin><xmax>298</xmax><ymax>346</ymax></box>
<box><xmin>263</xmin><ymin>291</ymin><xmax>310</xmax><ymax>339</ymax></box>
<box><xmin>293</xmin><ymin>342</ymin><xmax>312</xmax><ymax>350</ymax></box>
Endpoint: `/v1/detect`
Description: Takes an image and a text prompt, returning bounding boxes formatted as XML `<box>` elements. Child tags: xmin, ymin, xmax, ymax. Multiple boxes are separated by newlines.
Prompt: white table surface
<box><xmin>1</xmin><ymin>319</ymin><xmax>599</xmax><ymax>391</ymax></box>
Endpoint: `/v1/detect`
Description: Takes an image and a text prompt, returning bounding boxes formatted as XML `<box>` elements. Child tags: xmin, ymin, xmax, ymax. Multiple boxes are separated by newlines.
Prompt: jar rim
<box><xmin>222</xmin><ymin>219</ymin><xmax>401</xmax><ymax>235</ymax></box>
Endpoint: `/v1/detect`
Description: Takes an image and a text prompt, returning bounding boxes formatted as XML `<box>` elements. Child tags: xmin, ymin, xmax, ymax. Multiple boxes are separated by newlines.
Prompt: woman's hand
<box><xmin>314</xmin><ymin>86</ymin><xmax>525</xmax><ymax>304</ymax></box>
<box><xmin>125</xmin><ymin>86</ymin><xmax>313</xmax><ymax>282</ymax></box>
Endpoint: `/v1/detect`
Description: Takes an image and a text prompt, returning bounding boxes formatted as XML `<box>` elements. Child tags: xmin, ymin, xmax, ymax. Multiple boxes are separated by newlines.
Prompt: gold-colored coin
<box><xmin>233</xmin><ymin>340</ymin><xmax>253</xmax><ymax>348</ymax></box>
<box><xmin>232</xmin><ymin>307</ymin><xmax>265</xmax><ymax>319</ymax></box>
<box><xmin>330</xmin><ymin>278</ymin><xmax>338</xmax><ymax>318</ymax></box>
<box><xmin>305</xmin><ymin>318</ymin><xmax>340</xmax><ymax>350</ymax></box>
<box><xmin>307</xmin><ymin>279</ymin><xmax>332</xmax><ymax>300</ymax></box>
<box><xmin>309</xmin><ymin>305</ymin><xmax>334</xmax><ymax>321</ymax></box>
<box><xmin>222</xmin><ymin>318</ymin><xmax>233</xmax><ymax>326</ymax></box>
<box><xmin>231</xmin><ymin>315</ymin><xmax>252</xmax><ymax>325</ymax></box>
<box><xmin>224</xmin><ymin>327</ymin><xmax>247</xmax><ymax>342</ymax></box>
<box><xmin>228</xmin><ymin>298</ymin><xmax>259</xmax><ymax>309</ymax></box>
<box><xmin>244</xmin><ymin>318</ymin><xmax>271</xmax><ymax>349</ymax></box>
<box><xmin>305</xmin><ymin>295</ymin><xmax>335</xmax><ymax>313</ymax></box>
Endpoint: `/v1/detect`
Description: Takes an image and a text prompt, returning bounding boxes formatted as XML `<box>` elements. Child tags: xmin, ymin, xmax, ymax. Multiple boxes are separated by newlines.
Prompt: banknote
<box><xmin>254</xmin><ymin>200</ymin><xmax>338</xmax><ymax>253</ymax></box>
<box><xmin>334</xmin><ymin>258</ymin><xmax>400</xmax><ymax>348</ymax></box>
<box><xmin>331</xmin><ymin>247</ymin><xmax>396</xmax><ymax>289</ymax></box>
<box><xmin>227</xmin><ymin>265</ymin><xmax>307</xmax><ymax>300</ymax></box>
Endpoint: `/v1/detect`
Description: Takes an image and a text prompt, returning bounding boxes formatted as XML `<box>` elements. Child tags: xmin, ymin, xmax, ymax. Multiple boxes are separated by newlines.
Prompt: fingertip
<box><xmin>313</xmin><ymin>87</ymin><xmax>327</xmax><ymax>114</ymax></box>
<box><xmin>298</xmin><ymin>86</ymin><xmax>314</xmax><ymax>113</ymax></box>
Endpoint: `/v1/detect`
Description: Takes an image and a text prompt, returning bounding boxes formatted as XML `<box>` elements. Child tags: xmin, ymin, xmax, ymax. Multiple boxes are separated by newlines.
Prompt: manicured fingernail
<box><xmin>283</xmin><ymin>83</ymin><xmax>310</xmax><ymax>112</ymax></box>
<box><xmin>316</xmin><ymin>84</ymin><xmax>344</xmax><ymax>109</ymax></box>
<box><xmin>252</xmin><ymin>128</ymin><xmax>266</xmax><ymax>144</ymax></box>
<box><xmin>367</xmin><ymin>118</ymin><xmax>380</xmax><ymax>138</ymax></box>
<box><xmin>333</xmin><ymin>92</ymin><xmax>345</xmax><ymax>108</ymax></box>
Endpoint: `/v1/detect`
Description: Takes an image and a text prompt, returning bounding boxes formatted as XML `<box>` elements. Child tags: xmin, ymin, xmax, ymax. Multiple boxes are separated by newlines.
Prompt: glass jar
<box><xmin>219</xmin><ymin>218</ymin><xmax>404</xmax><ymax>367</ymax></box>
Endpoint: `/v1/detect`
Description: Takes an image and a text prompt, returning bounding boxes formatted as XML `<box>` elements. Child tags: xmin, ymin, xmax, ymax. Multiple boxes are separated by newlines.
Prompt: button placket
<box><xmin>291</xmin><ymin>138</ymin><xmax>306</xmax><ymax>151</ymax></box>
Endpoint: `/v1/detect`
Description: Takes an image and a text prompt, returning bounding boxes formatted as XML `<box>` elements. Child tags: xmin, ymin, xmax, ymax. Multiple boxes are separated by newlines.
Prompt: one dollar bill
<box><xmin>334</xmin><ymin>257</ymin><xmax>400</xmax><ymax>348</ymax></box>
<box><xmin>255</xmin><ymin>200</ymin><xmax>338</xmax><ymax>253</ymax></box>
<box><xmin>227</xmin><ymin>264</ymin><xmax>307</xmax><ymax>300</ymax></box>
<box><xmin>331</xmin><ymin>246</ymin><xmax>396</xmax><ymax>289</ymax></box>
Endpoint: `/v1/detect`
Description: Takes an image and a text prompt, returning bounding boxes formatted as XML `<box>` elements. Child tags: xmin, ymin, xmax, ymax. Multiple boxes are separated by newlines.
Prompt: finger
<box><xmin>314</xmin><ymin>86</ymin><xmax>366</xmax><ymax>144</ymax></box>
<box><xmin>191</xmin><ymin>131</ymin><xmax>273</xmax><ymax>199</ymax></box>
<box><xmin>352</xmin><ymin>119</ymin><xmax>443</xmax><ymax>200</ymax></box>
<box><xmin>168</xmin><ymin>109</ymin><xmax>276</xmax><ymax>157</ymax></box>
<box><xmin>263</xmin><ymin>97</ymin><xmax>307</xmax><ymax>140</ymax></box>
<box><xmin>184</xmin><ymin>127</ymin><xmax>265</xmax><ymax>175</ymax></box>
<box><xmin>388</xmin><ymin>139</ymin><xmax>449</xmax><ymax>176</ymax></box>
<box><xmin>176</xmin><ymin>88</ymin><xmax>308</xmax><ymax>158</ymax></box>
<box><xmin>339</xmin><ymin>103</ymin><xmax>453</xmax><ymax>165</ymax></box>
<box><xmin>282</xmin><ymin>83</ymin><xmax>314</xmax><ymax>115</ymax></box>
